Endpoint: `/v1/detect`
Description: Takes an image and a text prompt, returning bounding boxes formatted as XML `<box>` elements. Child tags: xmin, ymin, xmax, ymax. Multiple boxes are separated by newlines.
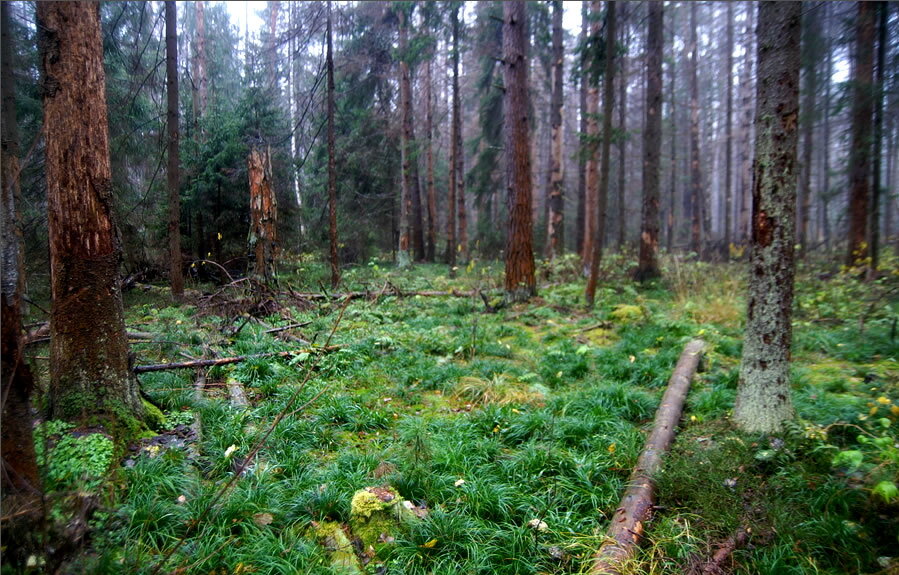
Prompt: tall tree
<box><xmin>38</xmin><ymin>1</ymin><xmax>146</xmax><ymax>429</ymax></box>
<box><xmin>724</xmin><ymin>2</ymin><xmax>735</xmax><ymax>251</ymax></box>
<box><xmin>581</xmin><ymin>0</ymin><xmax>601</xmax><ymax>270</ymax></box>
<box><xmin>798</xmin><ymin>2</ymin><xmax>818</xmax><ymax>254</ymax></box>
<box><xmin>446</xmin><ymin>3</ymin><xmax>459</xmax><ymax>276</ymax></box>
<box><xmin>666</xmin><ymin>8</ymin><xmax>678</xmax><ymax>252</ymax></box>
<box><xmin>869</xmin><ymin>2</ymin><xmax>887</xmax><ymax>272</ymax></box>
<box><xmin>166</xmin><ymin>1</ymin><xmax>183</xmax><ymax>299</ymax></box>
<box><xmin>248</xmin><ymin>147</ymin><xmax>278</xmax><ymax>281</ymax></box>
<box><xmin>327</xmin><ymin>0</ymin><xmax>339</xmax><ymax>288</ymax></box>
<box><xmin>424</xmin><ymin>56</ymin><xmax>437</xmax><ymax>262</ymax></box>
<box><xmin>688</xmin><ymin>2</ymin><xmax>703</xmax><ymax>257</ymax></box>
<box><xmin>454</xmin><ymin>4</ymin><xmax>467</xmax><ymax>265</ymax></box>
<box><xmin>1</xmin><ymin>0</ymin><xmax>41</xmax><ymax>502</ymax></box>
<box><xmin>615</xmin><ymin>6</ymin><xmax>628</xmax><ymax>251</ymax></box>
<box><xmin>576</xmin><ymin>2</ymin><xmax>588</xmax><ymax>256</ymax></box>
<box><xmin>397</xmin><ymin>5</ymin><xmax>414</xmax><ymax>267</ymax></box>
<box><xmin>545</xmin><ymin>0</ymin><xmax>564</xmax><ymax>259</ymax></box>
<box><xmin>502</xmin><ymin>1</ymin><xmax>536</xmax><ymax>302</ymax></box>
<box><xmin>733</xmin><ymin>1</ymin><xmax>801</xmax><ymax>434</ymax></box>
<box><xmin>847</xmin><ymin>1</ymin><xmax>875</xmax><ymax>267</ymax></box>
<box><xmin>737</xmin><ymin>4</ymin><xmax>756</xmax><ymax>244</ymax></box>
<box><xmin>635</xmin><ymin>2</ymin><xmax>663</xmax><ymax>282</ymax></box>
<box><xmin>586</xmin><ymin>1</ymin><xmax>616</xmax><ymax>308</ymax></box>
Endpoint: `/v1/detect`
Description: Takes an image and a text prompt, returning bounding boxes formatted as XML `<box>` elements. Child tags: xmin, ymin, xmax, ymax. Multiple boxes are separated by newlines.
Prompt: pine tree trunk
<box><xmin>667</xmin><ymin>13</ymin><xmax>677</xmax><ymax>252</ymax></box>
<box><xmin>1</xmin><ymin>0</ymin><xmax>41</xmax><ymax>500</ymax></box>
<box><xmin>425</xmin><ymin>58</ymin><xmax>437</xmax><ymax>262</ymax></box>
<box><xmin>327</xmin><ymin>1</ymin><xmax>339</xmax><ymax>288</ymax></box>
<box><xmin>166</xmin><ymin>1</ymin><xmax>183</xmax><ymax>299</ymax></box>
<box><xmin>576</xmin><ymin>3</ymin><xmax>588</xmax><ymax>256</ymax></box>
<box><xmin>196</xmin><ymin>1</ymin><xmax>207</xmax><ymax>120</ymax></box>
<box><xmin>869</xmin><ymin>3</ymin><xmax>887</xmax><ymax>272</ymax></box>
<box><xmin>738</xmin><ymin>4</ymin><xmax>755</xmax><ymax>245</ymax></box>
<box><xmin>724</xmin><ymin>2</ymin><xmax>734</xmax><ymax>252</ymax></box>
<box><xmin>248</xmin><ymin>147</ymin><xmax>278</xmax><ymax>282</ymax></box>
<box><xmin>798</xmin><ymin>4</ymin><xmax>817</xmax><ymax>255</ymax></box>
<box><xmin>446</xmin><ymin>5</ymin><xmax>459</xmax><ymax>276</ymax></box>
<box><xmin>502</xmin><ymin>1</ymin><xmax>536</xmax><ymax>302</ymax></box>
<box><xmin>546</xmin><ymin>0</ymin><xmax>565</xmax><ymax>259</ymax></box>
<box><xmin>734</xmin><ymin>1</ymin><xmax>801</xmax><ymax>434</ymax></box>
<box><xmin>635</xmin><ymin>2</ymin><xmax>663</xmax><ymax>282</ymax></box>
<box><xmin>688</xmin><ymin>2</ymin><xmax>703</xmax><ymax>258</ymax></box>
<box><xmin>586</xmin><ymin>1</ymin><xmax>616</xmax><ymax>308</ymax></box>
<box><xmin>616</xmin><ymin>11</ymin><xmax>628</xmax><ymax>251</ymax></box>
<box><xmin>847</xmin><ymin>2</ymin><xmax>875</xmax><ymax>267</ymax></box>
<box><xmin>39</xmin><ymin>1</ymin><xmax>146</xmax><ymax>430</ymax></box>
<box><xmin>582</xmin><ymin>0</ymin><xmax>601</xmax><ymax>271</ymax></box>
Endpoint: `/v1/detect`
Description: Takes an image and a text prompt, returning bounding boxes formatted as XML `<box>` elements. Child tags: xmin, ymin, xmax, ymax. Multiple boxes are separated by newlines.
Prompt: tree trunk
<box><xmin>425</xmin><ymin>58</ymin><xmax>437</xmax><ymax>262</ymax></box>
<box><xmin>446</xmin><ymin>5</ymin><xmax>459</xmax><ymax>276</ymax></box>
<box><xmin>847</xmin><ymin>1</ymin><xmax>875</xmax><ymax>267</ymax></box>
<box><xmin>724</xmin><ymin>2</ymin><xmax>734</xmax><ymax>252</ymax></box>
<box><xmin>576</xmin><ymin>3</ymin><xmax>588</xmax><ymax>256</ymax></box>
<box><xmin>582</xmin><ymin>0</ymin><xmax>601</xmax><ymax>271</ymax></box>
<box><xmin>398</xmin><ymin>7</ymin><xmax>414</xmax><ymax>267</ymax></box>
<box><xmin>821</xmin><ymin>3</ymin><xmax>832</xmax><ymax>251</ymax></box>
<box><xmin>248</xmin><ymin>147</ymin><xmax>278</xmax><ymax>282</ymax></box>
<box><xmin>456</xmin><ymin>85</ymin><xmax>468</xmax><ymax>263</ymax></box>
<box><xmin>38</xmin><ymin>1</ymin><xmax>146</xmax><ymax>430</ymax></box>
<box><xmin>196</xmin><ymin>1</ymin><xmax>207</xmax><ymax>121</ymax></box>
<box><xmin>546</xmin><ymin>0</ymin><xmax>565</xmax><ymax>259</ymax></box>
<box><xmin>869</xmin><ymin>2</ymin><xmax>887</xmax><ymax>272</ymax></box>
<box><xmin>1</xmin><ymin>0</ymin><xmax>42</xmax><ymax>501</ymax></box>
<box><xmin>586</xmin><ymin>1</ymin><xmax>616</xmax><ymax>308</ymax></box>
<box><xmin>166</xmin><ymin>1</ymin><xmax>183</xmax><ymax>299</ymax></box>
<box><xmin>502</xmin><ymin>1</ymin><xmax>536</xmax><ymax>303</ymax></box>
<box><xmin>327</xmin><ymin>1</ymin><xmax>340</xmax><ymax>288</ymax></box>
<box><xmin>688</xmin><ymin>2</ymin><xmax>703</xmax><ymax>258</ymax></box>
<box><xmin>733</xmin><ymin>1</ymin><xmax>801</xmax><ymax>434</ymax></box>
<box><xmin>738</xmin><ymin>4</ymin><xmax>755</xmax><ymax>245</ymax></box>
<box><xmin>798</xmin><ymin>3</ymin><xmax>817</xmax><ymax>255</ymax></box>
<box><xmin>666</xmin><ymin>12</ymin><xmax>677</xmax><ymax>252</ymax></box>
<box><xmin>635</xmin><ymin>2</ymin><xmax>663</xmax><ymax>282</ymax></box>
<box><xmin>616</xmin><ymin>10</ymin><xmax>628</xmax><ymax>252</ymax></box>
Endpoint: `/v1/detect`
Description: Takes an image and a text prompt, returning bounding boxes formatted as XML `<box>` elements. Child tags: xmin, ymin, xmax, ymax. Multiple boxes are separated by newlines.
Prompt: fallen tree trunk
<box><xmin>593</xmin><ymin>339</ymin><xmax>705</xmax><ymax>574</ymax></box>
<box><xmin>291</xmin><ymin>288</ymin><xmax>481</xmax><ymax>300</ymax></box>
<box><xmin>133</xmin><ymin>347</ymin><xmax>339</xmax><ymax>374</ymax></box>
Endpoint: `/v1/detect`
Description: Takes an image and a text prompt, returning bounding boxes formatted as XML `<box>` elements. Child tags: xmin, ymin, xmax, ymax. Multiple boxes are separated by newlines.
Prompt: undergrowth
<box><xmin>17</xmin><ymin>252</ymin><xmax>899</xmax><ymax>575</ymax></box>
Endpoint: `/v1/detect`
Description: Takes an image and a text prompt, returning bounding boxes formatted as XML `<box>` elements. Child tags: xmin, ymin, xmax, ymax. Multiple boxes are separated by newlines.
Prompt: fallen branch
<box><xmin>290</xmin><ymin>288</ymin><xmax>481</xmax><ymax>300</ymax></box>
<box><xmin>693</xmin><ymin>527</ymin><xmax>750</xmax><ymax>575</ymax></box>
<box><xmin>263</xmin><ymin>321</ymin><xmax>312</xmax><ymax>334</ymax></box>
<box><xmin>592</xmin><ymin>339</ymin><xmax>705</xmax><ymax>575</ymax></box>
<box><xmin>133</xmin><ymin>347</ymin><xmax>339</xmax><ymax>374</ymax></box>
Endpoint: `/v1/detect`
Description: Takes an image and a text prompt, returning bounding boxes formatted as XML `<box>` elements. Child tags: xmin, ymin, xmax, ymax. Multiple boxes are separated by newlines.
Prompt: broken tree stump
<box><xmin>592</xmin><ymin>339</ymin><xmax>705</xmax><ymax>574</ymax></box>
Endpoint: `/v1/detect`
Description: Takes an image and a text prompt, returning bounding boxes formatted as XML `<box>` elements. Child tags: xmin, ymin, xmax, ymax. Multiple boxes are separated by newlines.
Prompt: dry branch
<box><xmin>592</xmin><ymin>339</ymin><xmax>705</xmax><ymax>574</ymax></box>
<box><xmin>290</xmin><ymin>288</ymin><xmax>480</xmax><ymax>300</ymax></box>
<box><xmin>133</xmin><ymin>347</ymin><xmax>339</xmax><ymax>374</ymax></box>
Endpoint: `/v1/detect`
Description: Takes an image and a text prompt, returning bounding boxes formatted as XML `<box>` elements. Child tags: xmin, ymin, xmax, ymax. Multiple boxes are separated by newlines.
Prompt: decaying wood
<box><xmin>133</xmin><ymin>347</ymin><xmax>339</xmax><ymax>374</ymax></box>
<box><xmin>593</xmin><ymin>339</ymin><xmax>705</xmax><ymax>574</ymax></box>
<box><xmin>690</xmin><ymin>527</ymin><xmax>749</xmax><ymax>575</ymax></box>
<box><xmin>291</xmin><ymin>288</ymin><xmax>481</xmax><ymax>301</ymax></box>
<box><xmin>227</xmin><ymin>378</ymin><xmax>249</xmax><ymax>407</ymax></box>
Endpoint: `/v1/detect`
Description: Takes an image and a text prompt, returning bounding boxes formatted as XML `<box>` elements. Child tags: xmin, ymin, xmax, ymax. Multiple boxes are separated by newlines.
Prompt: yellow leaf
<box><xmin>421</xmin><ymin>538</ymin><xmax>438</xmax><ymax>548</ymax></box>
<box><xmin>217</xmin><ymin>232</ymin><xmax>222</xmax><ymax>240</ymax></box>
<box><xmin>891</xmin><ymin>405</ymin><xmax>899</xmax><ymax>416</ymax></box>
<box><xmin>492</xmin><ymin>425</ymin><xmax>500</xmax><ymax>434</ymax></box>
<box><xmin>870</xmin><ymin>406</ymin><xmax>879</xmax><ymax>415</ymax></box>
<box><xmin>877</xmin><ymin>396</ymin><xmax>891</xmax><ymax>405</ymax></box>
<box><xmin>607</xmin><ymin>443</ymin><xmax>616</xmax><ymax>454</ymax></box>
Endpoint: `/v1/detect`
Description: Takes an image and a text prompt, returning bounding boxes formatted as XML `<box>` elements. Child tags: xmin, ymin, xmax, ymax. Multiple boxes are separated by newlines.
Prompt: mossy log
<box><xmin>592</xmin><ymin>339</ymin><xmax>705</xmax><ymax>574</ymax></box>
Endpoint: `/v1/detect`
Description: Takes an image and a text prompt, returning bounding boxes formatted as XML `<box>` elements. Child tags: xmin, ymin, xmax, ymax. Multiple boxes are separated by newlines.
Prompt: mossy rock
<box><xmin>349</xmin><ymin>486</ymin><xmax>422</xmax><ymax>550</ymax></box>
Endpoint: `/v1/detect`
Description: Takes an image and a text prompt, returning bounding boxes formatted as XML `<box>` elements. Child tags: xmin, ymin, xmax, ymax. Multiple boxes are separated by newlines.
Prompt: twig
<box><xmin>133</xmin><ymin>347</ymin><xmax>339</xmax><ymax>373</ymax></box>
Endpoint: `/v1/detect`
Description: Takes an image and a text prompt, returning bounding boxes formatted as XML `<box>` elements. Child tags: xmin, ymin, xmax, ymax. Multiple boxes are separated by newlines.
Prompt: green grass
<box><xmin>23</xmin><ymin>254</ymin><xmax>899</xmax><ymax>575</ymax></box>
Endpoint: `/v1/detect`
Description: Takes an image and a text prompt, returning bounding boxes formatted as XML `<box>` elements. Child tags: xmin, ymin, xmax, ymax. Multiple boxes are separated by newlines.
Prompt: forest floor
<box><xmin>21</xmin><ymin>252</ymin><xmax>899</xmax><ymax>575</ymax></box>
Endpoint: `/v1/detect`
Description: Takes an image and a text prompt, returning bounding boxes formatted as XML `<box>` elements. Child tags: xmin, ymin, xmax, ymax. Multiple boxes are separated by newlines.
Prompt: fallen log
<box><xmin>133</xmin><ymin>347</ymin><xmax>340</xmax><ymax>374</ymax></box>
<box><xmin>593</xmin><ymin>339</ymin><xmax>705</xmax><ymax>574</ymax></box>
<box><xmin>290</xmin><ymin>289</ymin><xmax>481</xmax><ymax>300</ymax></box>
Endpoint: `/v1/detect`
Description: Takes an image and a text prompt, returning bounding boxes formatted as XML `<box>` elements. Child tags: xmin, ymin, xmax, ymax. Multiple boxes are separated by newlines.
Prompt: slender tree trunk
<box><xmin>446</xmin><ymin>4</ymin><xmax>459</xmax><ymax>276</ymax></box>
<box><xmin>398</xmin><ymin>7</ymin><xmax>414</xmax><ymax>267</ymax></box>
<box><xmin>456</xmin><ymin>94</ymin><xmax>467</xmax><ymax>263</ymax></box>
<box><xmin>248</xmin><ymin>147</ymin><xmax>278</xmax><ymax>281</ymax></box>
<box><xmin>738</xmin><ymin>4</ymin><xmax>755</xmax><ymax>245</ymax></box>
<box><xmin>724</xmin><ymin>2</ymin><xmax>734</xmax><ymax>252</ymax></box>
<box><xmin>546</xmin><ymin>0</ymin><xmax>565</xmax><ymax>259</ymax></box>
<box><xmin>425</xmin><ymin>58</ymin><xmax>437</xmax><ymax>262</ymax></box>
<box><xmin>869</xmin><ymin>2</ymin><xmax>887</xmax><ymax>272</ymax></box>
<box><xmin>502</xmin><ymin>1</ymin><xmax>536</xmax><ymax>302</ymax></box>
<box><xmin>847</xmin><ymin>1</ymin><xmax>875</xmax><ymax>267</ymax></box>
<box><xmin>576</xmin><ymin>3</ymin><xmax>588</xmax><ymax>256</ymax></box>
<box><xmin>667</xmin><ymin>13</ymin><xmax>677</xmax><ymax>252</ymax></box>
<box><xmin>586</xmin><ymin>1</ymin><xmax>616</xmax><ymax>308</ymax></box>
<box><xmin>327</xmin><ymin>1</ymin><xmax>339</xmax><ymax>288</ymax></box>
<box><xmin>616</xmin><ymin>9</ymin><xmax>628</xmax><ymax>251</ymax></box>
<box><xmin>166</xmin><ymin>2</ymin><xmax>183</xmax><ymax>299</ymax></box>
<box><xmin>688</xmin><ymin>2</ymin><xmax>703</xmax><ymax>258</ymax></box>
<box><xmin>798</xmin><ymin>3</ymin><xmax>818</xmax><ymax>255</ymax></box>
<box><xmin>635</xmin><ymin>2</ymin><xmax>663</xmax><ymax>282</ymax></box>
<box><xmin>1</xmin><ymin>0</ymin><xmax>42</xmax><ymax>502</ymax></box>
<box><xmin>734</xmin><ymin>1</ymin><xmax>801</xmax><ymax>434</ymax></box>
<box><xmin>822</xmin><ymin>5</ymin><xmax>832</xmax><ymax>251</ymax></box>
<box><xmin>196</xmin><ymin>1</ymin><xmax>207</xmax><ymax>120</ymax></box>
<box><xmin>39</xmin><ymin>1</ymin><xmax>146</xmax><ymax>429</ymax></box>
<box><xmin>582</xmin><ymin>0</ymin><xmax>601</xmax><ymax>271</ymax></box>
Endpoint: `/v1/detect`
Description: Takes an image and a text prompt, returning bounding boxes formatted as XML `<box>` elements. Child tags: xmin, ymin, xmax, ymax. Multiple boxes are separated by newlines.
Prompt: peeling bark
<box><xmin>248</xmin><ymin>147</ymin><xmax>278</xmax><ymax>282</ymax></box>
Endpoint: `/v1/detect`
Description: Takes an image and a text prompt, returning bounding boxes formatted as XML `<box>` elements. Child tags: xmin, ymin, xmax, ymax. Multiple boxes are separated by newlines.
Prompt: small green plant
<box><xmin>34</xmin><ymin>420</ymin><xmax>115</xmax><ymax>490</ymax></box>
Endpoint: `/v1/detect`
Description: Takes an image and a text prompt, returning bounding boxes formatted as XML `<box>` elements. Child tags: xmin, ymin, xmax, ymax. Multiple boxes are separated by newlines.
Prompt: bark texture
<box><xmin>576</xmin><ymin>3</ymin><xmax>588</xmax><ymax>256</ymax></box>
<box><xmin>635</xmin><ymin>2</ymin><xmax>662</xmax><ymax>282</ymax></box>
<box><xmin>724</xmin><ymin>2</ymin><xmax>734</xmax><ymax>250</ymax></box>
<box><xmin>593</xmin><ymin>340</ymin><xmax>705</xmax><ymax>574</ymax></box>
<box><xmin>248</xmin><ymin>147</ymin><xmax>278</xmax><ymax>281</ymax></box>
<box><xmin>166</xmin><ymin>1</ymin><xmax>183</xmax><ymax>299</ymax></box>
<box><xmin>585</xmin><ymin>1</ymin><xmax>616</xmax><ymax>308</ymax></box>
<box><xmin>502</xmin><ymin>1</ymin><xmax>536</xmax><ymax>302</ymax></box>
<box><xmin>582</xmin><ymin>1</ymin><xmax>601</xmax><ymax>270</ymax></box>
<box><xmin>327</xmin><ymin>1</ymin><xmax>340</xmax><ymax>288</ymax></box>
<box><xmin>688</xmin><ymin>2</ymin><xmax>703</xmax><ymax>257</ymax></box>
<box><xmin>446</xmin><ymin>4</ymin><xmax>459</xmax><ymax>275</ymax></box>
<box><xmin>425</xmin><ymin>58</ymin><xmax>437</xmax><ymax>262</ymax></box>
<box><xmin>546</xmin><ymin>0</ymin><xmax>564</xmax><ymax>259</ymax></box>
<box><xmin>847</xmin><ymin>1</ymin><xmax>874</xmax><ymax>267</ymax></box>
<box><xmin>733</xmin><ymin>1</ymin><xmax>801</xmax><ymax>434</ymax></box>
<box><xmin>39</xmin><ymin>1</ymin><xmax>145</xmax><ymax>428</ymax></box>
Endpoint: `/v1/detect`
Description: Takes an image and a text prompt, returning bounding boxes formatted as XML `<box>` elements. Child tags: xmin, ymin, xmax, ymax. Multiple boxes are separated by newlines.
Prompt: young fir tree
<box><xmin>733</xmin><ymin>1</ymin><xmax>802</xmax><ymax>434</ymax></box>
<box><xmin>38</xmin><ymin>2</ymin><xmax>146</xmax><ymax>432</ymax></box>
